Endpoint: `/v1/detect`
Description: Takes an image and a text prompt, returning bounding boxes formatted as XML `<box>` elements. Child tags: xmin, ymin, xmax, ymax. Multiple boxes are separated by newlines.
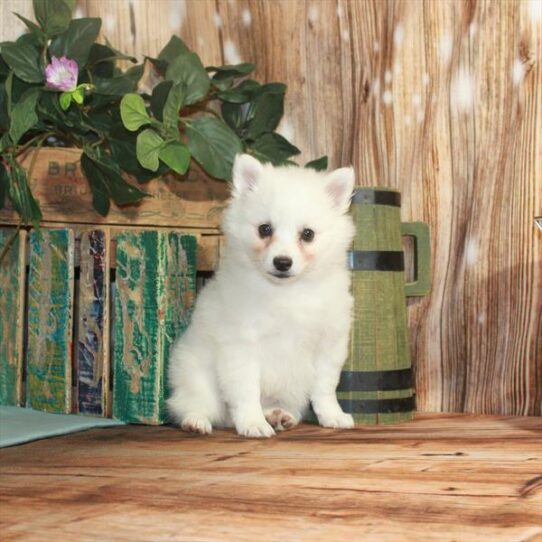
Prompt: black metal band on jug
<box><xmin>351</xmin><ymin>189</ymin><xmax>401</xmax><ymax>207</ymax></box>
<box><xmin>348</xmin><ymin>250</ymin><xmax>405</xmax><ymax>272</ymax></box>
<box><xmin>339</xmin><ymin>396</ymin><xmax>415</xmax><ymax>414</ymax></box>
<box><xmin>337</xmin><ymin>368</ymin><xmax>413</xmax><ymax>392</ymax></box>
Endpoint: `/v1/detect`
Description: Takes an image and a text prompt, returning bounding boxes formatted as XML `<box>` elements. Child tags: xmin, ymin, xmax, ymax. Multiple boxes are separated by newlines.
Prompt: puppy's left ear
<box><xmin>325</xmin><ymin>167</ymin><xmax>355</xmax><ymax>211</ymax></box>
<box><xmin>232</xmin><ymin>154</ymin><xmax>264</xmax><ymax>197</ymax></box>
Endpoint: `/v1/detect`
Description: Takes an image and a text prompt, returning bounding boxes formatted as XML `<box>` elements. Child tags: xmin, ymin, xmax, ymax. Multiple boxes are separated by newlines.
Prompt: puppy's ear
<box><xmin>232</xmin><ymin>154</ymin><xmax>263</xmax><ymax>196</ymax></box>
<box><xmin>325</xmin><ymin>167</ymin><xmax>355</xmax><ymax>211</ymax></box>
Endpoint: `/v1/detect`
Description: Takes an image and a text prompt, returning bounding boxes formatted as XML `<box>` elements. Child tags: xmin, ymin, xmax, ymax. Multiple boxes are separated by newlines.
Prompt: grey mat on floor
<box><xmin>0</xmin><ymin>406</ymin><xmax>124</xmax><ymax>448</ymax></box>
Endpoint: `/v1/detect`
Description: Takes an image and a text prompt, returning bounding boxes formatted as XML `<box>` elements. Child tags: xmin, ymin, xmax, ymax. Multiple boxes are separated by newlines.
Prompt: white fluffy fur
<box><xmin>168</xmin><ymin>154</ymin><xmax>355</xmax><ymax>437</ymax></box>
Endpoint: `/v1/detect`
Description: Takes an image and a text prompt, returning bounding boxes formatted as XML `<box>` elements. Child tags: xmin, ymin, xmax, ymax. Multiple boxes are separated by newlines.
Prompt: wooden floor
<box><xmin>0</xmin><ymin>414</ymin><xmax>541</xmax><ymax>542</ymax></box>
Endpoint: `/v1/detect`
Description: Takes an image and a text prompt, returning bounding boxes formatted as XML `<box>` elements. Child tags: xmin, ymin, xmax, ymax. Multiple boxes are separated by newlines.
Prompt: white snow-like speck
<box><xmin>104</xmin><ymin>14</ymin><xmax>116</xmax><ymax>33</ymax></box>
<box><xmin>411</xmin><ymin>94</ymin><xmax>422</xmax><ymax>107</ymax></box>
<box><xmin>242</xmin><ymin>9</ymin><xmax>252</xmax><ymax>27</ymax></box>
<box><xmin>308</xmin><ymin>5</ymin><xmax>320</xmax><ymax>24</ymax></box>
<box><xmin>422</xmin><ymin>72</ymin><xmax>430</xmax><ymax>87</ymax></box>
<box><xmin>337</xmin><ymin>4</ymin><xmax>343</xmax><ymax>18</ymax></box>
<box><xmin>478</xmin><ymin>312</ymin><xmax>486</xmax><ymax>324</ymax></box>
<box><xmin>404</xmin><ymin>115</ymin><xmax>412</xmax><ymax>126</ymax></box>
<box><xmin>465</xmin><ymin>238</ymin><xmax>478</xmax><ymax>266</ymax></box>
<box><xmin>342</xmin><ymin>30</ymin><xmax>350</xmax><ymax>42</ymax></box>
<box><xmin>468</xmin><ymin>22</ymin><xmax>477</xmax><ymax>39</ymax></box>
<box><xmin>372</xmin><ymin>79</ymin><xmax>381</xmax><ymax>96</ymax></box>
<box><xmin>277</xmin><ymin>117</ymin><xmax>295</xmax><ymax>141</ymax></box>
<box><xmin>373</xmin><ymin>41</ymin><xmax>380</xmax><ymax>53</ymax></box>
<box><xmin>169</xmin><ymin>0</ymin><xmax>185</xmax><ymax>31</ymax></box>
<box><xmin>440</xmin><ymin>34</ymin><xmax>453</xmax><ymax>64</ymax></box>
<box><xmin>382</xmin><ymin>90</ymin><xmax>393</xmax><ymax>105</ymax></box>
<box><xmin>394</xmin><ymin>63</ymin><xmax>401</xmax><ymax>76</ymax></box>
<box><xmin>213</xmin><ymin>12</ymin><xmax>222</xmax><ymax>28</ymax></box>
<box><xmin>223</xmin><ymin>40</ymin><xmax>242</xmax><ymax>64</ymax></box>
<box><xmin>393</xmin><ymin>24</ymin><xmax>404</xmax><ymax>47</ymax></box>
<box><xmin>451</xmin><ymin>69</ymin><xmax>475</xmax><ymax>112</ymax></box>
<box><xmin>384</xmin><ymin>70</ymin><xmax>392</xmax><ymax>83</ymax></box>
<box><xmin>416</xmin><ymin>110</ymin><xmax>425</xmax><ymax>124</ymax></box>
<box><xmin>528</xmin><ymin>0</ymin><xmax>542</xmax><ymax>21</ymax></box>
<box><xmin>512</xmin><ymin>58</ymin><xmax>525</xmax><ymax>86</ymax></box>
<box><xmin>74</xmin><ymin>7</ymin><xmax>85</xmax><ymax>19</ymax></box>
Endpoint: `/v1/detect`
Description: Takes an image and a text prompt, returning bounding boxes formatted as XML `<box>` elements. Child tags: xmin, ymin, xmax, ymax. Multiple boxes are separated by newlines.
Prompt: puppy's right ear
<box><xmin>232</xmin><ymin>154</ymin><xmax>263</xmax><ymax>196</ymax></box>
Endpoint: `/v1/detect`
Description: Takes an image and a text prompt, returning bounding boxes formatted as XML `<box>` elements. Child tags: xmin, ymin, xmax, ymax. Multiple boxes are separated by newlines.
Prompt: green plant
<box><xmin>0</xmin><ymin>0</ymin><xmax>327</xmax><ymax>226</ymax></box>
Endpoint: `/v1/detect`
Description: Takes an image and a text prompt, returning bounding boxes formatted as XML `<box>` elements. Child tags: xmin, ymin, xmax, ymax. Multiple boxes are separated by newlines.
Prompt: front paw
<box><xmin>235</xmin><ymin>416</ymin><xmax>275</xmax><ymax>438</ymax></box>
<box><xmin>318</xmin><ymin>412</ymin><xmax>354</xmax><ymax>429</ymax></box>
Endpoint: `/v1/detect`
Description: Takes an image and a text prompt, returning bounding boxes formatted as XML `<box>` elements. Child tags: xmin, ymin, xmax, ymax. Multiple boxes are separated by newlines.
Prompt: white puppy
<box><xmin>168</xmin><ymin>154</ymin><xmax>355</xmax><ymax>437</ymax></box>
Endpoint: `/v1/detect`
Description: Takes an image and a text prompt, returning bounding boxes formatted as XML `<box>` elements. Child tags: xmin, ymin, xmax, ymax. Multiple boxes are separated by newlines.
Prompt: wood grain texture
<box><xmin>26</xmin><ymin>229</ymin><xmax>74</xmax><ymax>414</ymax></box>
<box><xmin>0</xmin><ymin>229</ymin><xmax>26</xmax><ymax>406</ymax></box>
<box><xmin>0</xmin><ymin>414</ymin><xmax>540</xmax><ymax>542</ymax></box>
<box><xmin>76</xmin><ymin>229</ymin><xmax>110</xmax><ymax>416</ymax></box>
<box><xmin>113</xmin><ymin>231</ymin><xmax>197</xmax><ymax>424</ymax></box>
<box><xmin>1</xmin><ymin>0</ymin><xmax>540</xmax><ymax>415</ymax></box>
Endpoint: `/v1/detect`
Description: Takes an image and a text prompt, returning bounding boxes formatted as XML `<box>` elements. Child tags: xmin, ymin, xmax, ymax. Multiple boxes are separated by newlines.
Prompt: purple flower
<box><xmin>45</xmin><ymin>56</ymin><xmax>78</xmax><ymax>92</ymax></box>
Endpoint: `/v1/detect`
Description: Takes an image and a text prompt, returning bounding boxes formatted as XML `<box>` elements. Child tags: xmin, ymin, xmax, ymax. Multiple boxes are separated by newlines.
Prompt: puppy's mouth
<box><xmin>268</xmin><ymin>271</ymin><xmax>293</xmax><ymax>280</ymax></box>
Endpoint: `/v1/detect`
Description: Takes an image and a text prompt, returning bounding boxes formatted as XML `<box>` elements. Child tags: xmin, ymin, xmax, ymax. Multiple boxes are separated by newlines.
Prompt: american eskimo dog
<box><xmin>168</xmin><ymin>154</ymin><xmax>355</xmax><ymax>437</ymax></box>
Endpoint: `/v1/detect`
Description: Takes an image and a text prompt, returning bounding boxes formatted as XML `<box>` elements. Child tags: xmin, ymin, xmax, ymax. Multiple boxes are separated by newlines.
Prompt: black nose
<box><xmin>273</xmin><ymin>256</ymin><xmax>293</xmax><ymax>272</ymax></box>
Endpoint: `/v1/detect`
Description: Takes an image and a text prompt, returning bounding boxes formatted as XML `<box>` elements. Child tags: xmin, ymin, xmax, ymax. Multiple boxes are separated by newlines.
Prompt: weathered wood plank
<box><xmin>0</xmin><ymin>229</ymin><xmax>26</xmax><ymax>406</ymax></box>
<box><xmin>0</xmin><ymin>149</ymin><xmax>229</xmax><ymax>230</ymax></box>
<box><xmin>76</xmin><ymin>229</ymin><xmax>110</xmax><ymax>416</ymax></box>
<box><xmin>0</xmin><ymin>414</ymin><xmax>540</xmax><ymax>542</ymax></box>
<box><xmin>26</xmin><ymin>229</ymin><xmax>74</xmax><ymax>413</ymax></box>
<box><xmin>113</xmin><ymin>231</ymin><xmax>196</xmax><ymax>424</ymax></box>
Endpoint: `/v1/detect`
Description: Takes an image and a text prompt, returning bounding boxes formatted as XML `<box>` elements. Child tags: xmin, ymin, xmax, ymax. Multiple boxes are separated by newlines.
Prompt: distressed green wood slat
<box><xmin>113</xmin><ymin>231</ymin><xmax>197</xmax><ymax>425</ymax></box>
<box><xmin>26</xmin><ymin>229</ymin><xmax>74</xmax><ymax>413</ymax></box>
<box><xmin>0</xmin><ymin>229</ymin><xmax>27</xmax><ymax>406</ymax></box>
<box><xmin>77</xmin><ymin>229</ymin><xmax>110</xmax><ymax>416</ymax></box>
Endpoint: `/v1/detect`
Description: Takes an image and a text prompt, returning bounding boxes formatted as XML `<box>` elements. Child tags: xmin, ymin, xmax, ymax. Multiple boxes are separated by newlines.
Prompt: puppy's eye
<box><xmin>258</xmin><ymin>223</ymin><xmax>273</xmax><ymax>238</ymax></box>
<box><xmin>301</xmin><ymin>228</ymin><xmax>315</xmax><ymax>242</ymax></box>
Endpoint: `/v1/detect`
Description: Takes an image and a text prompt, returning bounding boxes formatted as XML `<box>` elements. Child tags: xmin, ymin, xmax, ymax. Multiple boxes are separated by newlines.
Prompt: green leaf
<box><xmin>220</xmin><ymin>102</ymin><xmax>244</xmax><ymax>132</ymax></box>
<box><xmin>7</xmin><ymin>158</ymin><xmax>42</xmax><ymax>225</ymax></box>
<box><xmin>59</xmin><ymin>91</ymin><xmax>72</xmax><ymax>110</ymax></box>
<box><xmin>120</xmin><ymin>93</ymin><xmax>151</xmax><ymax>131</ymax></box>
<box><xmin>13</xmin><ymin>13</ymin><xmax>47</xmax><ymax>44</ymax></box>
<box><xmin>150</xmin><ymin>80</ymin><xmax>173</xmax><ymax>121</ymax></box>
<box><xmin>162</xmin><ymin>83</ymin><xmax>185</xmax><ymax>131</ymax></box>
<box><xmin>88</xmin><ymin>43</ymin><xmax>137</xmax><ymax>66</ymax></box>
<box><xmin>49</xmin><ymin>18</ymin><xmax>101</xmax><ymax>68</ymax></box>
<box><xmin>81</xmin><ymin>149</ymin><xmax>148</xmax><ymax>215</ymax></box>
<box><xmin>158</xmin><ymin>36</ymin><xmax>190</xmax><ymax>65</ymax></box>
<box><xmin>159</xmin><ymin>140</ymin><xmax>190</xmax><ymax>175</ymax></box>
<box><xmin>9</xmin><ymin>88</ymin><xmax>40</xmax><ymax>143</ymax></box>
<box><xmin>109</xmin><ymin>124</ymin><xmax>168</xmax><ymax>183</ymax></box>
<box><xmin>305</xmin><ymin>156</ymin><xmax>328</xmax><ymax>171</ymax></box>
<box><xmin>136</xmin><ymin>129</ymin><xmax>165</xmax><ymax>172</ymax></box>
<box><xmin>185</xmin><ymin>117</ymin><xmax>243</xmax><ymax>181</ymax></box>
<box><xmin>0</xmin><ymin>42</ymin><xmax>43</xmax><ymax>83</ymax></box>
<box><xmin>208</xmin><ymin>63</ymin><xmax>255</xmax><ymax>78</ymax></box>
<box><xmin>249</xmin><ymin>133</ymin><xmax>300</xmax><ymax>165</ymax></box>
<box><xmin>94</xmin><ymin>65</ymin><xmax>143</xmax><ymax>95</ymax></box>
<box><xmin>166</xmin><ymin>52</ymin><xmax>210</xmax><ymax>105</ymax></box>
<box><xmin>245</xmin><ymin>84</ymin><xmax>286</xmax><ymax>139</ymax></box>
<box><xmin>33</xmin><ymin>0</ymin><xmax>75</xmax><ymax>36</ymax></box>
<box><xmin>72</xmin><ymin>87</ymin><xmax>84</xmax><ymax>104</ymax></box>
<box><xmin>0</xmin><ymin>162</ymin><xmax>8</xmax><ymax>209</ymax></box>
<box><xmin>217</xmin><ymin>89</ymin><xmax>251</xmax><ymax>104</ymax></box>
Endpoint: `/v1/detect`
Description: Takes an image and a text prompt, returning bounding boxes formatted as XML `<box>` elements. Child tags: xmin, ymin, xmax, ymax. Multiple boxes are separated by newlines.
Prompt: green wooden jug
<box><xmin>338</xmin><ymin>188</ymin><xmax>431</xmax><ymax>424</ymax></box>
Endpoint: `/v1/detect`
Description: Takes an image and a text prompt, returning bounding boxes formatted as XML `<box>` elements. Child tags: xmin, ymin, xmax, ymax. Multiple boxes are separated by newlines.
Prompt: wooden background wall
<box><xmin>2</xmin><ymin>0</ymin><xmax>541</xmax><ymax>416</ymax></box>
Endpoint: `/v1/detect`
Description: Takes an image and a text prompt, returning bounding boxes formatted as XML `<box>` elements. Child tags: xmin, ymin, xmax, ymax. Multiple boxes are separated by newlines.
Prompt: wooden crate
<box><xmin>0</xmin><ymin>148</ymin><xmax>224</xmax><ymax>423</ymax></box>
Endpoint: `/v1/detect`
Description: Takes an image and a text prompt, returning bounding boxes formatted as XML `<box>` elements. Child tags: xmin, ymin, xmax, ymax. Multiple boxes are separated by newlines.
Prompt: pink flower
<box><xmin>45</xmin><ymin>56</ymin><xmax>78</xmax><ymax>92</ymax></box>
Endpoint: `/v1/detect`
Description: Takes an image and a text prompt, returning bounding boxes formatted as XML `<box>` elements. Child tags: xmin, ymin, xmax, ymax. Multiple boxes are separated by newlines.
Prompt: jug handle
<box><xmin>401</xmin><ymin>222</ymin><xmax>431</xmax><ymax>297</ymax></box>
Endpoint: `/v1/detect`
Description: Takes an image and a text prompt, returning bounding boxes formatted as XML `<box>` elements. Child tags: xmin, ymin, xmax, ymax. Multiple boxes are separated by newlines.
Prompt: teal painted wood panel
<box><xmin>0</xmin><ymin>229</ymin><xmax>26</xmax><ymax>406</ymax></box>
<box><xmin>113</xmin><ymin>231</ymin><xmax>196</xmax><ymax>424</ymax></box>
<box><xmin>26</xmin><ymin>229</ymin><xmax>74</xmax><ymax>413</ymax></box>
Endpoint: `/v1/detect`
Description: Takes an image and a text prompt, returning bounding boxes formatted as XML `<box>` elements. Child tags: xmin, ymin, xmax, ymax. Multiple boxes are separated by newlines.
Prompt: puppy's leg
<box><xmin>311</xmin><ymin>332</ymin><xmax>354</xmax><ymax>429</ymax></box>
<box><xmin>168</xmin><ymin>343</ymin><xmax>223</xmax><ymax>434</ymax></box>
<box><xmin>264</xmin><ymin>408</ymin><xmax>299</xmax><ymax>431</ymax></box>
<box><xmin>217</xmin><ymin>344</ymin><xmax>275</xmax><ymax>438</ymax></box>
